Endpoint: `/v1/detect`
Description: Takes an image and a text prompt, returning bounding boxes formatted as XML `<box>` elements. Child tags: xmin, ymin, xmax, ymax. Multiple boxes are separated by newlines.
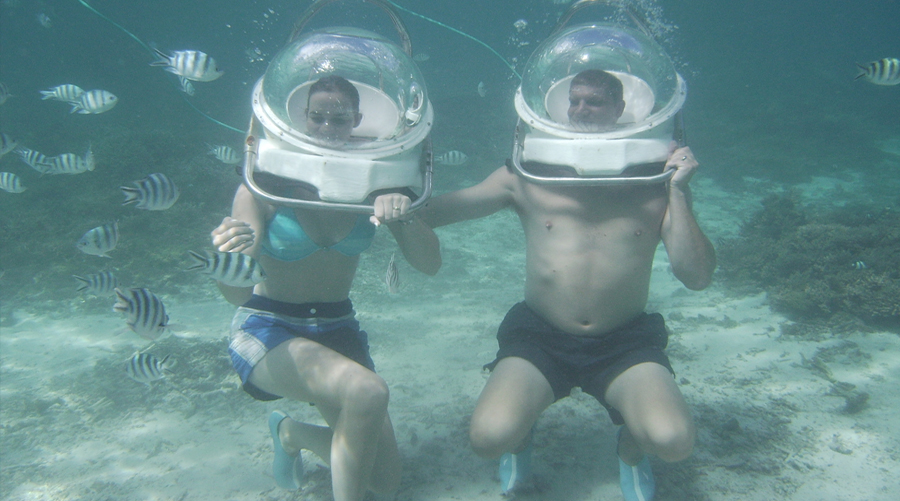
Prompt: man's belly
<box><xmin>523</xmin><ymin>258</ymin><xmax>653</xmax><ymax>336</ymax></box>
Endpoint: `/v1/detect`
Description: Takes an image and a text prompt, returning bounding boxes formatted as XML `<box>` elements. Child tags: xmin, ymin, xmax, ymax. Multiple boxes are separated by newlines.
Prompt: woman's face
<box><xmin>306</xmin><ymin>90</ymin><xmax>361</xmax><ymax>145</ymax></box>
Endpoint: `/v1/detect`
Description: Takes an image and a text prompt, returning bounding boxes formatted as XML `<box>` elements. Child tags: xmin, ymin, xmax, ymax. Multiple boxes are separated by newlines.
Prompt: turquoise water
<box><xmin>1</xmin><ymin>1</ymin><xmax>898</xmax><ymax>500</ymax></box>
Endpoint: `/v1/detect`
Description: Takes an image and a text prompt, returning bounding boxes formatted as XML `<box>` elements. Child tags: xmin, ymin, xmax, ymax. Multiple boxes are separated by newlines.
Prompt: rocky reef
<box><xmin>718</xmin><ymin>193</ymin><xmax>899</xmax><ymax>331</ymax></box>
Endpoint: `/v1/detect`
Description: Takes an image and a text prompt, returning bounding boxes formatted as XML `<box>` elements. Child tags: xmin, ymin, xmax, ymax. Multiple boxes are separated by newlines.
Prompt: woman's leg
<box><xmin>249</xmin><ymin>337</ymin><xmax>400</xmax><ymax>501</ymax></box>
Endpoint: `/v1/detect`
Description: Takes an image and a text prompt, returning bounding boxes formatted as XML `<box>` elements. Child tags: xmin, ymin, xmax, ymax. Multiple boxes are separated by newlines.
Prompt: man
<box><xmin>420</xmin><ymin>69</ymin><xmax>715</xmax><ymax>500</ymax></box>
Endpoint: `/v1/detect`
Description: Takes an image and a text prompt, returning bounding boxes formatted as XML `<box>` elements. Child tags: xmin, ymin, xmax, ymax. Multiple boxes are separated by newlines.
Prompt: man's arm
<box><xmin>660</xmin><ymin>147</ymin><xmax>717</xmax><ymax>291</ymax></box>
<box><xmin>418</xmin><ymin>165</ymin><xmax>516</xmax><ymax>228</ymax></box>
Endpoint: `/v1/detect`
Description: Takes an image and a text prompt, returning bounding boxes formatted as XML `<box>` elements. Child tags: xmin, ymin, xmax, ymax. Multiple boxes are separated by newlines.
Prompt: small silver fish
<box><xmin>855</xmin><ymin>58</ymin><xmax>900</xmax><ymax>86</ymax></box>
<box><xmin>151</xmin><ymin>49</ymin><xmax>224</xmax><ymax>82</ymax></box>
<box><xmin>40</xmin><ymin>84</ymin><xmax>84</xmax><ymax>103</ymax></box>
<box><xmin>385</xmin><ymin>252</ymin><xmax>399</xmax><ymax>294</ymax></box>
<box><xmin>0</xmin><ymin>172</ymin><xmax>25</xmax><ymax>193</ymax></box>
<box><xmin>0</xmin><ymin>133</ymin><xmax>19</xmax><ymax>158</ymax></box>
<box><xmin>114</xmin><ymin>287</ymin><xmax>170</xmax><ymax>340</ymax></box>
<box><xmin>16</xmin><ymin>147</ymin><xmax>52</xmax><ymax>173</ymax></box>
<box><xmin>36</xmin><ymin>12</ymin><xmax>51</xmax><ymax>29</ymax></box>
<box><xmin>477</xmin><ymin>81</ymin><xmax>486</xmax><ymax>98</ymax></box>
<box><xmin>851</xmin><ymin>261</ymin><xmax>867</xmax><ymax>270</ymax></box>
<box><xmin>77</xmin><ymin>221</ymin><xmax>118</xmax><ymax>258</ymax></box>
<box><xmin>73</xmin><ymin>270</ymin><xmax>119</xmax><ymax>295</ymax></box>
<box><xmin>121</xmin><ymin>173</ymin><xmax>180</xmax><ymax>210</ymax></box>
<box><xmin>69</xmin><ymin>90</ymin><xmax>118</xmax><ymax>114</ymax></box>
<box><xmin>435</xmin><ymin>150</ymin><xmax>469</xmax><ymax>166</ymax></box>
<box><xmin>0</xmin><ymin>82</ymin><xmax>12</xmax><ymax>105</ymax></box>
<box><xmin>413</xmin><ymin>52</ymin><xmax>430</xmax><ymax>62</ymax></box>
<box><xmin>125</xmin><ymin>352</ymin><xmax>172</xmax><ymax>384</ymax></box>
<box><xmin>208</xmin><ymin>144</ymin><xmax>241</xmax><ymax>164</ymax></box>
<box><xmin>178</xmin><ymin>75</ymin><xmax>196</xmax><ymax>96</ymax></box>
<box><xmin>187</xmin><ymin>250</ymin><xmax>266</xmax><ymax>287</ymax></box>
<box><xmin>43</xmin><ymin>147</ymin><xmax>95</xmax><ymax>175</ymax></box>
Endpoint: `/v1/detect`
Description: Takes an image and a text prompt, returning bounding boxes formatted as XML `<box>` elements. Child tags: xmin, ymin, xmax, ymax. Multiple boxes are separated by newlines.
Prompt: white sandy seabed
<box><xmin>1</xmin><ymin>176</ymin><xmax>899</xmax><ymax>501</ymax></box>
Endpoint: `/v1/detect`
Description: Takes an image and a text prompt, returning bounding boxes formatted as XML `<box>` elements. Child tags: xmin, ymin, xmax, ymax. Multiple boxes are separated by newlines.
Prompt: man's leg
<box><xmin>604</xmin><ymin>362</ymin><xmax>695</xmax><ymax>464</ymax></box>
<box><xmin>469</xmin><ymin>356</ymin><xmax>555</xmax><ymax>458</ymax></box>
<box><xmin>470</xmin><ymin>356</ymin><xmax>555</xmax><ymax>494</ymax></box>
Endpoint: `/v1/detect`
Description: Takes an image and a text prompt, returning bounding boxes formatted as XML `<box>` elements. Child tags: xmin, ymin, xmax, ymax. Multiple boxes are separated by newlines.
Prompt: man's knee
<box><xmin>643</xmin><ymin>418</ymin><xmax>695</xmax><ymax>462</ymax></box>
<box><xmin>343</xmin><ymin>370</ymin><xmax>390</xmax><ymax>415</ymax></box>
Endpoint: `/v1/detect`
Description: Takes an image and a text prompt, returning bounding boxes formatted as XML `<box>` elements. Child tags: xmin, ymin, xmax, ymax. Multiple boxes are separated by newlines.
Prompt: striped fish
<box><xmin>151</xmin><ymin>49</ymin><xmax>224</xmax><ymax>82</ymax></box>
<box><xmin>208</xmin><ymin>144</ymin><xmax>241</xmax><ymax>164</ymax></box>
<box><xmin>40</xmin><ymin>84</ymin><xmax>84</xmax><ymax>103</ymax></box>
<box><xmin>435</xmin><ymin>150</ymin><xmax>469</xmax><ymax>166</ymax></box>
<box><xmin>187</xmin><ymin>250</ymin><xmax>266</xmax><ymax>287</ymax></box>
<box><xmin>70</xmin><ymin>90</ymin><xmax>118</xmax><ymax>114</ymax></box>
<box><xmin>121</xmin><ymin>173</ymin><xmax>179</xmax><ymax>210</ymax></box>
<box><xmin>125</xmin><ymin>352</ymin><xmax>172</xmax><ymax>384</ymax></box>
<box><xmin>0</xmin><ymin>172</ymin><xmax>25</xmax><ymax>193</ymax></box>
<box><xmin>113</xmin><ymin>287</ymin><xmax>170</xmax><ymax>340</ymax></box>
<box><xmin>0</xmin><ymin>82</ymin><xmax>11</xmax><ymax>105</ymax></box>
<box><xmin>73</xmin><ymin>270</ymin><xmax>119</xmax><ymax>295</ymax></box>
<box><xmin>16</xmin><ymin>147</ymin><xmax>52</xmax><ymax>174</ymax></box>
<box><xmin>385</xmin><ymin>252</ymin><xmax>399</xmax><ymax>294</ymax></box>
<box><xmin>1</xmin><ymin>133</ymin><xmax>18</xmax><ymax>158</ymax></box>
<box><xmin>178</xmin><ymin>76</ymin><xmax>196</xmax><ymax>96</ymax></box>
<box><xmin>43</xmin><ymin>147</ymin><xmax>95</xmax><ymax>175</ymax></box>
<box><xmin>855</xmin><ymin>58</ymin><xmax>900</xmax><ymax>86</ymax></box>
<box><xmin>77</xmin><ymin>221</ymin><xmax>118</xmax><ymax>258</ymax></box>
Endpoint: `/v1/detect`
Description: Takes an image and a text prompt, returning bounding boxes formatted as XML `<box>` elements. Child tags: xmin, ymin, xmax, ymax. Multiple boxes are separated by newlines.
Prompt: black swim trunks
<box><xmin>484</xmin><ymin>302</ymin><xmax>674</xmax><ymax>425</ymax></box>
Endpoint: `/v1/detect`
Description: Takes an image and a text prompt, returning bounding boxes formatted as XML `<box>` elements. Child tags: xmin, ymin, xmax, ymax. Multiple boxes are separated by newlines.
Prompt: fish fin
<box><xmin>73</xmin><ymin>275</ymin><xmax>89</xmax><ymax>291</ymax></box>
<box><xmin>69</xmin><ymin>103</ymin><xmax>82</xmax><ymax>114</ymax></box>
<box><xmin>120</xmin><ymin>187</ymin><xmax>140</xmax><ymax>205</ymax></box>
<box><xmin>149</xmin><ymin>48</ymin><xmax>170</xmax><ymax>66</ymax></box>
<box><xmin>185</xmin><ymin>250</ymin><xmax>208</xmax><ymax>270</ymax></box>
<box><xmin>39</xmin><ymin>91</ymin><xmax>53</xmax><ymax>100</ymax></box>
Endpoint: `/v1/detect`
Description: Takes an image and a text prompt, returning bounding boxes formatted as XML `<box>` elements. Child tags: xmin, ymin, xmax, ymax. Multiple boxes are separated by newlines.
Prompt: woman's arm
<box><xmin>210</xmin><ymin>184</ymin><xmax>270</xmax><ymax>305</ymax></box>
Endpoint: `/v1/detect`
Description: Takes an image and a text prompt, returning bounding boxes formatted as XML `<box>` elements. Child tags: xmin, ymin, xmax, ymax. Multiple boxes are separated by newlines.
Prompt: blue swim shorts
<box><xmin>229</xmin><ymin>295</ymin><xmax>375</xmax><ymax>401</ymax></box>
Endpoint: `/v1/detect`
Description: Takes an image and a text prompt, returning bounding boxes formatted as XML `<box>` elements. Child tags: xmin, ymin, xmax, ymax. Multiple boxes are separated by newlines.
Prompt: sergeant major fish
<box><xmin>43</xmin><ymin>146</ymin><xmax>95</xmax><ymax>175</ymax></box>
<box><xmin>186</xmin><ymin>250</ymin><xmax>266</xmax><ymax>287</ymax></box>
<box><xmin>40</xmin><ymin>84</ymin><xmax>84</xmax><ymax>103</ymax></box>
<box><xmin>73</xmin><ymin>270</ymin><xmax>119</xmax><ymax>295</ymax></box>
<box><xmin>16</xmin><ymin>147</ymin><xmax>52</xmax><ymax>174</ymax></box>
<box><xmin>125</xmin><ymin>352</ymin><xmax>172</xmax><ymax>384</ymax></box>
<box><xmin>121</xmin><ymin>173</ymin><xmax>179</xmax><ymax>210</ymax></box>
<box><xmin>178</xmin><ymin>76</ymin><xmax>196</xmax><ymax>96</ymax></box>
<box><xmin>70</xmin><ymin>90</ymin><xmax>118</xmax><ymax>114</ymax></box>
<box><xmin>151</xmin><ymin>49</ymin><xmax>224</xmax><ymax>82</ymax></box>
<box><xmin>114</xmin><ymin>287</ymin><xmax>170</xmax><ymax>340</ymax></box>
<box><xmin>0</xmin><ymin>133</ymin><xmax>18</xmax><ymax>158</ymax></box>
<box><xmin>855</xmin><ymin>58</ymin><xmax>900</xmax><ymax>86</ymax></box>
<box><xmin>435</xmin><ymin>150</ymin><xmax>469</xmax><ymax>166</ymax></box>
<box><xmin>208</xmin><ymin>144</ymin><xmax>241</xmax><ymax>165</ymax></box>
<box><xmin>385</xmin><ymin>252</ymin><xmax>399</xmax><ymax>294</ymax></box>
<box><xmin>77</xmin><ymin>221</ymin><xmax>118</xmax><ymax>258</ymax></box>
<box><xmin>0</xmin><ymin>172</ymin><xmax>25</xmax><ymax>193</ymax></box>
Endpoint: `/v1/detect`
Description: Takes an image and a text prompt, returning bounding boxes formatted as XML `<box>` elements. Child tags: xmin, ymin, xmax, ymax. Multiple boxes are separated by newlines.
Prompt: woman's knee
<box><xmin>469</xmin><ymin>412</ymin><xmax>527</xmax><ymax>459</ymax></box>
<box><xmin>342</xmin><ymin>370</ymin><xmax>390</xmax><ymax>415</ymax></box>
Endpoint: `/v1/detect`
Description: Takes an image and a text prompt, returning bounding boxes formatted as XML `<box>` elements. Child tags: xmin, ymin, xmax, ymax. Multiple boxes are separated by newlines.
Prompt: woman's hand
<box><xmin>371</xmin><ymin>193</ymin><xmax>413</xmax><ymax>226</ymax></box>
<box><xmin>211</xmin><ymin>217</ymin><xmax>255</xmax><ymax>253</ymax></box>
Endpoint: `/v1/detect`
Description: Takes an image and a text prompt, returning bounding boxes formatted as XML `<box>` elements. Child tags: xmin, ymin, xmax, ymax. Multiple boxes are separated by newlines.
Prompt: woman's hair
<box><xmin>308</xmin><ymin>75</ymin><xmax>360</xmax><ymax>111</ymax></box>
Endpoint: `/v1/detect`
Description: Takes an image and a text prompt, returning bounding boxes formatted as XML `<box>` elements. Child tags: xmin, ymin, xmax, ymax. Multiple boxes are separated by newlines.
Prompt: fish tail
<box><xmin>73</xmin><ymin>275</ymin><xmax>89</xmax><ymax>291</ymax></box>
<box><xmin>120</xmin><ymin>186</ymin><xmax>140</xmax><ymax>205</ymax></box>
<box><xmin>69</xmin><ymin>103</ymin><xmax>82</xmax><ymax>114</ymax></box>
<box><xmin>854</xmin><ymin>63</ymin><xmax>867</xmax><ymax>80</ymax></box>
<box><xmin>149</xmin><ymin>48</ymin><xmax>170</xmax><ymax>66</ymax></box>
<box><xmin>39</xmin><ymin>91</ymin><xmax>54</xmax><ymax>100</ymax></box>
<box><xmin>185</xmin><ymin>250</ymin><xmax>208</xmax><ymax>270</ymax></box>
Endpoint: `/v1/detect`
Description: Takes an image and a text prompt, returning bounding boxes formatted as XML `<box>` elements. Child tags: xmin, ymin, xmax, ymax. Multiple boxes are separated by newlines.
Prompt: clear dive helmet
<box><xmin>243</xmin><ymin>0</ymin><xmax>433</xmax><ymax>211</ymax></box>
<box><xmin>511</xmin><ymin>0</ymin><xmax>687</xmax><ymax>185</ymax></box>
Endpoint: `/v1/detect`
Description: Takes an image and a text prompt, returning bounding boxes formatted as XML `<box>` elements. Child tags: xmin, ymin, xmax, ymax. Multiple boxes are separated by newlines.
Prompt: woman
<box><xmin>211</xmin><ymin>75</ymin><xmax>441</xmax><ymax>501</ymax></box>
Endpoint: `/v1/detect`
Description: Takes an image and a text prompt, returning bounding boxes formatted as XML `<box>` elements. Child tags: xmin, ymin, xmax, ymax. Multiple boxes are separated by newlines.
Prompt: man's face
<box><xmin>306</xmin><ymin>90</ymin><xmax>361</xmax><ymax>145</ymax></box>
<box><xmin>567</xmin><ymin>84</ymin><xmax>625</xmax><ymax>131</ymax></box>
